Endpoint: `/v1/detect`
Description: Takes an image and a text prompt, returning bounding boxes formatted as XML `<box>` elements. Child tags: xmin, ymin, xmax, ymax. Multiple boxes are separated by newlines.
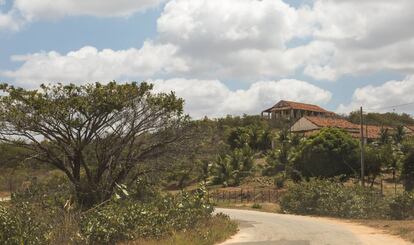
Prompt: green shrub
<box><xmin>11</xmin><ymin>172</ymin><xmax>71</xmax><ymax>208</ymax></box>
<box><xmin>210</xmin><ymin>146</ymin><xmax>254</xmax><ymax>187</ymax></box>
<box><xmin>387</xmin><ymin>192</ymin><xmax>414</xmax><ymax>220</ymax></box>
<box><xmin>293</xmin><ymin>128</ymin><xmax>359</xmax><ymax>178</ymax></box>
<box><xmin>0</xmin><ymin>185</ymin><xmax>214</xmax><ymax>244</ymax></box>
<box><xmin>251</xmin><ymin>203</ymin><xmax>262</xmax><ymax>209</ymax></box>
<box><xmin>80</xmin><ymin>187</ymin><xmax>213</xmax><ymax>244</ymax></box>
<box><xmin>0</xmin><ymin>202</ymin><xmax>50</xmax><ymax>245</ymax></box>
<box><xmin>274</xmin><ymin>174</ymin><xmax>285</xmax><ymax>189</ymax></box>
<box><xmin>280</xmin><ymin>179</ymin><xmax>388</xmax><ymax>219</ymax></box>
<box><xmin>402</xmin><ymin>147</ymin><xmax>414</xmax><ymax>191</ymax></box>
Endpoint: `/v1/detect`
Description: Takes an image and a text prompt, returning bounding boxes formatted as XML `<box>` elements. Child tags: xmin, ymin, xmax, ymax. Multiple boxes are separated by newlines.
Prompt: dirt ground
<box><xmin>354</xmin><ymin>220</ymin><xmax>414</xmax><ymax>243</ymax></box>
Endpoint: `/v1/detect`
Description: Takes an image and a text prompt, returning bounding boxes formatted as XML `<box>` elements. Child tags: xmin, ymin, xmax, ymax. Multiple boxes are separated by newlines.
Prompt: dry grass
<box><xmin>121</xmin><ymin>214</ymin><xmax>238</xmax><ymax>245</ymax></box>
<box><xmin>355</xmin><ymin>220</ymin><xmax>414</xmax><ymax>243</ymax></box>
<box><xmin>215</xmin><ymin>202</ymin><xmax>281</xmax><ymax>213</ymax></box>
<box><xmin>0</xmin><ymin>191</ymin><xmax>10</xmax><ymax>198</ymax></box>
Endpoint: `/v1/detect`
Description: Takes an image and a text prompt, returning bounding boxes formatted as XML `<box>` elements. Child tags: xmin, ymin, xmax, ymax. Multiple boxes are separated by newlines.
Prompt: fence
<box><xmin>207</xmin><ymin>188</ymin><xmax>281</xmax><ymax>203</ymax></box>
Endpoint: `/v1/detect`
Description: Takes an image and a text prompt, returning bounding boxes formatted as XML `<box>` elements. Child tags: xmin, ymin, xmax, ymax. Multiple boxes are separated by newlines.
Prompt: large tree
<box><xmin>293</xmin><ymin>128</ymin><xmax>359</xmax><ymax>178</ymax></box>
<box><xmin>0</xmin><ymin>82</ymin><xmax>189</xmax><ymax>207</ymax></box>
<box><xmin>402</xmin><ymin>139</ymin><xmax>414</xmax><ymax>191</ymax></box>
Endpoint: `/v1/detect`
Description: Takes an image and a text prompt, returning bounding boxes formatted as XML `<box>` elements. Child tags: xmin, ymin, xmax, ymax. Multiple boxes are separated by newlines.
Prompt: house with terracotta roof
<box><xmin>290</xmin><ymin>116</ymin><xmax>359</xmax><ymax>137</ymax></box>
<box><xmin>290</xmin><ymin>116</ymin><xmax>386</xmax><ymax>140</ymax></box>
<box><xmin>403</xmin><ymin>125</ymin><xmax>414</xmax><ymax>136</ymax></box>
<box><xmin>261</xmin><ymin>100</ymin><xmax>334</xmax><ymax>121</ymax></box>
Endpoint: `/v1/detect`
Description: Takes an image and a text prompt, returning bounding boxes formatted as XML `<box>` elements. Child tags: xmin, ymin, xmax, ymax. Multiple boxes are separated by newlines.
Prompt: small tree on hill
<box><xmin>402</xmin><ymin>141</ymin><xmax>414</xmax><ymax>191</ymax></box>
<box><xmin>394</xmin><ymin>125</ymin><xmax>405</xmax><ymax>144</ymax></box>
<box><xmin>0</xmin><ymin>82</ymin><xmax>188</xmax><ymax>207</ymax></box>
<box><xmin>263</xmin><ymin>129</ymin><xmax>294</xmax><ymax>176</ymax></box>
<box><xmin>210</xmin><ymin>146</ymin><xmax>254</xmax><ymax>187</ymax></box>
<box><xmin>293</xmin><ymin>128</ymin><xmax>359</xmax><ymax>178</ymax></box>
<box><xmin>364</xmin><ymin>145</ymin><xmax>384</xmax><ymax>186</ymax></box>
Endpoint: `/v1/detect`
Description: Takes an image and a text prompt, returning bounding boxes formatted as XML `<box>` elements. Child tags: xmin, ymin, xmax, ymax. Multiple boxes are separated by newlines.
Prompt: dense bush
<box><xmin>0</xmin><ymin>185</ymin><xmax>214</xmax><ymax>245</ymax></box>
<box><xmin>280</xmin><ymin>179</ymin><xmax>392</xmax><ymax>219</ymax></box>
<box><xmin>274</xmin><ymin>173</ymin><xmax>285</xmax><ymax>189</ymax></box>
<box><xmin>226</xmin><ymin>125</ymin><xmax>272</xmax><ymax>151</ymax></box>
<box><xmin>80</xmin><ymin>188</ymin><xmax>213</xmax><ymax>244</ymax></box>
<box><xmin>11</xmin><ymin>172</ymin><xmax>72</xmax><ymax>208</ymax></box>
<box><xmin>348</xmin><ymin>111</ymin><xmax>414</xmax><ymax>127</ymax></box>
<box><xmin>0</xmin><ymin>202</ymin><xmax>51</xmax><ymax>245</ymax></box>
<box><xmin>402</xmin><ymin>145</ymin><xmax>414</xmax><ymax>191</ymax></box>
<box><xmin>210</xmin><ymin>146</ymin><xmax>254</xmax><ymax>186</ymax></box>
<box><xmin>293</xmin><ymin>128</ymin><xmax>359</xmax><ymax>178</ymax></box>
<box><xmin>387</xmin><ymin>192</ymin><xmax>414</xmax><ymax>220</ymax></box>
<box><xmin>262</xmin><ymin>129</ymin><xmax>300</xmax><ymax>177</ymax></box>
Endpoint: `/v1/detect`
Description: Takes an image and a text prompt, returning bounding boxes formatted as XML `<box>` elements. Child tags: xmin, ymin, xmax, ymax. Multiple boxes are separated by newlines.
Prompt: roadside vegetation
<box><xmin>0</xmin><ymin>82</ymin><xmax>236</xmax><ymax>244</ymax></box>
<box><xmin>0</xmin><ymin>81</ymin><xmax>413</xmax><ymax>244</ymax></box>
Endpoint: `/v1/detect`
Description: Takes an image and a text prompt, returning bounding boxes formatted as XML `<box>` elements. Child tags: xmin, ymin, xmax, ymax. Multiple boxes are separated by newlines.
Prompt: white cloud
<box><xmin>156</xmin><ymin>0</ymin><xmax>310</xmax><ymax>80</ymax></box>
<box><xmin>3</xmin><ymin>0</ymin><xmax>311</xmax><ymax>82</ymax></box>
<box><xmin>0</xmin><ymin>12</ymin><xmax>18</xmax><ymax>30</ymax></box>
<box><xmin>2</xmin><ymin>42</ymin><xmax>187</xmax><ymax>87</ymax></box>
<box><xmin>300</xmin><ymin>0</ymin><xmax>414</xmax><ymax>80</ymax></box>
<box><xmin>0</xmin><ymin>0</ymin><xmax>164</xmax><ymax>30</ymax></box>
<box><xmin>337</xmin><ymin>76</ymin><xmax>414</xmax><ymax>113</ymax></box>
<box><xmin>155</xmin><ymin>0</ymin><xmax>414</xmax><ymax>81</ymax></box>
<box><xmin>0</xmin><ymin>1</ymin><xmax>21</xmax><ymax>31</ymax></box>
<box><xmin>151</xmin><ymin>78</ymin><xmax>332</xmax><ymax>118</ymax></box>
<box><xmin>13</xmin><ymin>0</ymin><xmax>164</xmax><ymax>19</ymax></box>
<box><xmin>4</xmin><ymin>0</ymin><xmax>414</xmax><ymax>85</ymax></box>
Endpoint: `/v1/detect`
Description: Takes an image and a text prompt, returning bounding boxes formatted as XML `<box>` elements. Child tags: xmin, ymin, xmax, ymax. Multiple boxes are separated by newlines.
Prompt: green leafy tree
<box><xmin>226</xmin><ymin>127</ymin><xmax>252</xmax><ymax>149</ymax></box>
<box><xmin>293</xmin><ymin>128</ymin><xmax>359</xmax><ymax>178</ymax></box>
<box><xmin>226</xmin><ymin>125</ymin><xmax>272</xmax><ymax>151</ymax></box>
<box><xmin>394</xmin><ymin>125</ymin><xmax>405</xmax><ymax>144</ymax></box>
<box><xmin>402</xmin><ymin>141</ymin><xmax>414</xmax><ymax>191</ymax></box>
<box><xmin>402</xmin><ymin>152</ymin><xmax>414</xmax><ymax>191</ymax></box>
<box><xmin>0</xmin><ymin>82</ymin><xmax>188</xmax><ymax>207</ymax></box>
<box><xmin>379</xmin><ymin>127</ymin><xmax>390</xmax><ymax>145</ymax></box>
<box><xmin>263</xmin><ymin>129</ymin><xmax>293</xmax><ymax>176</ymax></box>
<box><xmin>364</xmin><ymin>145</ymin><xmax>384</xmax><ymax>186</ymax></box>
<box><xmin>0</xmin><ymin>144</ymin><xmax>35</xmax><ymax>168</ymax></box>
<box><xmin>348</xmin><ymin>111</ymin><xmax>414</xmax><ymax>126</ymax></box>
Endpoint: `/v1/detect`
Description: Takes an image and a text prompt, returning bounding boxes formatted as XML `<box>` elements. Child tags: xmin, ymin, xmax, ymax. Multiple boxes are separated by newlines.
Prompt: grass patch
<box><xmin>356</xmin><ymin>220</ymin><xmax>414</xmax><ymax>243</ymax></box>
<box><xmin>124</xmin><ymin>213</ymin><xmax>238</xmax><ymax>245</ymax></box>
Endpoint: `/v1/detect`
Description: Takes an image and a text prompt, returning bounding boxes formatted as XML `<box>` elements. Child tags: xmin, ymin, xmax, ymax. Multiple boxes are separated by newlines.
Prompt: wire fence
<box><xmin>207</xmin><ymin>188</ymin><xmax>281</xmax><ymax>203</ymax></box>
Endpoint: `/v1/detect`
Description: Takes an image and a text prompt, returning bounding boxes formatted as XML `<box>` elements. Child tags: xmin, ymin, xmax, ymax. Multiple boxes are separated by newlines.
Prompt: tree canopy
<box><xmin>348</xmin><ymin>111</ymin><xmax>414</xmax><ymax>127</ymax></box>
<box><xmin>0</xmin><ymin>82</ymin><xmax>188</xmax><ymax>207</ymax></box>
<box><xmin>293</xmin><ymin>128</ymin><xmax>359</xmax><ymax>178</ymax></box>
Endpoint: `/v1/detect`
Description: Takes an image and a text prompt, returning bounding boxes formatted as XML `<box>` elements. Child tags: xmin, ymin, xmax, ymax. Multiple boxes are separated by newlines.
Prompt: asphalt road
<box><xmin>216</xmin><ymin>208</ymin><xmax>412</xmax><ymax>245</ymax></box>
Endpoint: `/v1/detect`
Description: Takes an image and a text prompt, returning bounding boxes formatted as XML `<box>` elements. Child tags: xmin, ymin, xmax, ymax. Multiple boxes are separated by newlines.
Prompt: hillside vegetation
<box><xmin>348</xmin><ymin>111</ymin><xmax>414</xmax><ymax>126</ymax></box>
<box><xmin>0</xmin><ymin>82</ymin><xmax>413</xmax><ymax>244</ymax></box>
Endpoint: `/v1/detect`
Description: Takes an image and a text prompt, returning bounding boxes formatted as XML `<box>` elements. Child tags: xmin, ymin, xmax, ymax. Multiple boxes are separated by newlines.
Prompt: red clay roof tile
<box><xmin>305</xmin><ymin>116</ymin><xmax>359</xmax><ymax>129</ymax></box>
<box><xmin>263</xmin><ymin>100</ymin><xmax>333</xmax><ymax>114</ymax></box>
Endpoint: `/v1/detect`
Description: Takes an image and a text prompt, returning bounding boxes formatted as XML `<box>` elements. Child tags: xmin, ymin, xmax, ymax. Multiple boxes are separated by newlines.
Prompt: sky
<box><xmin>1</xmin><ymin>0</ymin><xmax>414</xmax><ymax>118</ymax></box>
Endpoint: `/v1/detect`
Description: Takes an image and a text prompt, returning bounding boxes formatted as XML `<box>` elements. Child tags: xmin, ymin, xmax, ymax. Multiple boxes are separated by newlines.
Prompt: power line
<box><xmin>364</xmin><ymin>101</ymin><xmax>414</xmax><ymax>112</ymax></box>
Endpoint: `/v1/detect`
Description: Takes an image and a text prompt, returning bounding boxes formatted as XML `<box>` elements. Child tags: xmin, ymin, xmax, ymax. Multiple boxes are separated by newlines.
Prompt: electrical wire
<box><xmin>363</xmin><ymin>101</ymin><xmax>414</xmax><ymax>112</ymax></box>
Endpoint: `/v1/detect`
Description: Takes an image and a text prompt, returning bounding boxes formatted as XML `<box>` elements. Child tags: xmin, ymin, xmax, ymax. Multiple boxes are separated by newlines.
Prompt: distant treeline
<box><xmin>347</xmin><ymin>111</ymin><xmax>414</xmax><ymax>126</ymax></box>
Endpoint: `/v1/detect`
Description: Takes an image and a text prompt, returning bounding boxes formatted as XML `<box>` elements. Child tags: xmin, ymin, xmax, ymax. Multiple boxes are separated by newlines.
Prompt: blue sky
<box><xmin>1</xmin><ymin>0</ymin><xmax>414</xmax><ymax>118</ymax></box>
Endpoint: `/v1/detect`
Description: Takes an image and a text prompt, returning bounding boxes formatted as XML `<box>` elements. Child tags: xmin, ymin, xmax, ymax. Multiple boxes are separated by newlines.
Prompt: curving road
<box><xmin>217</xmin><ymin>208</ymin><xmax>412</xmax><ymax>245</ymax></box>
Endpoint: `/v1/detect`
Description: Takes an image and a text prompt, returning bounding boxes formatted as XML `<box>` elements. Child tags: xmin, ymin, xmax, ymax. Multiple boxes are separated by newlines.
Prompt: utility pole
<box><xmin>360</xmin><ymin>107</ymin><xmax>365</xmax><ymax>187</ymax></box>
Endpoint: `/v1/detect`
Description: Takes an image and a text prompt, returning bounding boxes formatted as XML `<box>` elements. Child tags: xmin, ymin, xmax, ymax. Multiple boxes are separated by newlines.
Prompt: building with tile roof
<box><xmin>261</xmin><ymin>100</ymin><xmax>334</xmax><ymax>121</ymax></box>
<box><xmin>290</xmin><ymin>116</ymin><xmax>387</xmax><ymax>140</ymax></box>
<box><xmin>403</xmin><ymin>125</ymin><xmax>414</xmax><ymax>136</ymax></box>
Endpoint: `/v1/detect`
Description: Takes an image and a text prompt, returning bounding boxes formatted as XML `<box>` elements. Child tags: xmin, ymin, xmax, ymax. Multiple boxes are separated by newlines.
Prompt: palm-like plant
<box><xmin>210</xmin><ymin>146</ymin><xmax>254</xmax><ymax>187</ymax></box>
<box><xmin>394</xmin><ymin>125</ymin><xmax>405</xmax><ymax>144</ymax></box>
<box><xmin>379</xmin><ymin>127</ymin><xmax>389</xmax><ymax>145</ymax></box>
